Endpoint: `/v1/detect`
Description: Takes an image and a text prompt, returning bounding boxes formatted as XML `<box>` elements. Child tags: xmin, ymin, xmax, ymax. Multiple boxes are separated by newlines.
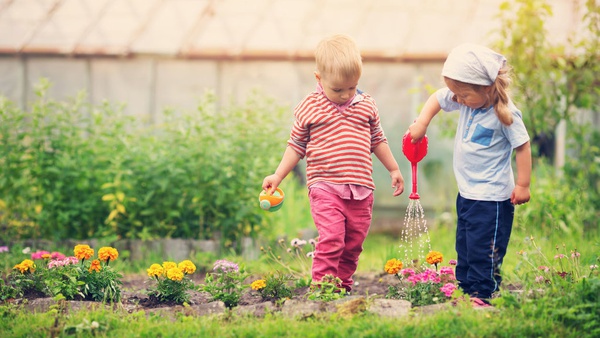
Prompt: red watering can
<box><xmin>402</xmin><ymin>131</ymin><xmax>428</xmax><ymax>200</ymax></box>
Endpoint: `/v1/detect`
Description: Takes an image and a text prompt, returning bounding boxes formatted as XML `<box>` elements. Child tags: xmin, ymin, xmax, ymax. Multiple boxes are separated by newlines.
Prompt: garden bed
<box><xmin>5</xmin><ymin>272</ymin><xmax>443</xmax><ymax>319</ymax></box>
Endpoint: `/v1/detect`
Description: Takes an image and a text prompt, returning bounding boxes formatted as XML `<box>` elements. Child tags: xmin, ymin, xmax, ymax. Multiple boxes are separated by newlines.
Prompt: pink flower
<box><xmin>213</xmin><ymin>259</ymin><xmax>239</xmax><ymax>273</ymax></box>
<box><xmin>50</xmin><ymin>252</ymin><xmax>65</xmax><ymax>260</ymax></box>
<box><xmin>448</xmin><ymin>259</ymin><xmax>457</xmax><ymax>266</ymax></box>
<box><xmin>0</xmin><ymin>246</ymin><xmax>8</xmax><ymax>253</ymax></box>
<box><xmin>406</xmin><ymin>274</ymin><xmax>420</xmax><ymax>285</ymax></box>
<box><xmin>440</xmin><ymin>266</ymin><xmax>454</xmax><ymax>275</ymax></box>
<box><xmin>31</xmin><ymin>250</ymin><xmax>50</xmax><ymax>260</ymax></box>
<box><xmin>47</xmin><ymin>256</ymin><xmax>79</xmax><ymax>269</ymax></box>
<box><xmin>538</xmin><ymin>265</ymin><xmax>550</xmax><ymax>272</ymax></box>
<box><xmin>440</xmin><ymin>283</ymin><xmax>457</xmax><ymax>297</ymax></box>
<box><xmin>554</xmin><ymin>254</ymin><xmax>566</xmax><ymax>259</ymax></box>
<box><xmin>400</xmin><ymin>268</ymin><xmax>415</xmax><ymax>277</ymax></box>
<box><xmin>535</xmin><ymin>276</ymin><xmax>545</xmax><ymax>283</ymax></box>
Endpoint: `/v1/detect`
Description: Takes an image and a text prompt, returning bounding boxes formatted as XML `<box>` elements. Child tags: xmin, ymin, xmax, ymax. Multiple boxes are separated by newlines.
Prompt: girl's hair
<box><xmin>315</xmin><ymin>34</ymin><xmax>362</xmax><ymax>81</ymax></box>
<box><xmin>446</xmin><ymin>65</ymin><xmax>513</xmax><ymax>125</ymax></box>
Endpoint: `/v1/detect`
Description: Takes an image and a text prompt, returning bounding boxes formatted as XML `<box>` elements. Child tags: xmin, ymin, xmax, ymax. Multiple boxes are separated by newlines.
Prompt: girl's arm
<box><xmin>408</xmin><ymin>94</ymin><xmax>442</xmax><ymax>141</ymax></box>
<box><xmin>511</xmin><ymin>141</ymin><xmax>532</xmax><ymax>205</ymax></box>
<box><xmin>262</xmin><ymin>147</ymin><xmax>301</xmax><ymax>194</ymax></box>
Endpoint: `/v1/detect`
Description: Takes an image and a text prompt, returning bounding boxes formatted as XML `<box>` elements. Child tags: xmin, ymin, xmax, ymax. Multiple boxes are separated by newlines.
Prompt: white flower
<box><xmin>306</xmin><ymin>251</ymin><xmax>314</xmax><ymax>258</ymax></box>
<box><xmin>22</xmin><ymin>247</ymin><xmax>31</xmax><ymax>254</ymax></box>
<box><xmin>591</xmin><ymin>264</ymin><xmax>598</xmax><ymax>270</ymax></box>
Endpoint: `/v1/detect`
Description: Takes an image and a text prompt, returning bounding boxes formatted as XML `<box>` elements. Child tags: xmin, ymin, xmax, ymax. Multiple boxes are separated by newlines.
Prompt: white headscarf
<box><xmin>441</xmin><ymin>43</ymin><xmax>507</xmax><ymax>86</ymax></box>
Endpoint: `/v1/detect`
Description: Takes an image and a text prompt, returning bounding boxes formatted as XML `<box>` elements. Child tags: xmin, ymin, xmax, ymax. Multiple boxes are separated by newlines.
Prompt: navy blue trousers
<box><xmin>455</xmin><ymin>194</ymin><xmax>514</xmax><ymax>299</ymax></box>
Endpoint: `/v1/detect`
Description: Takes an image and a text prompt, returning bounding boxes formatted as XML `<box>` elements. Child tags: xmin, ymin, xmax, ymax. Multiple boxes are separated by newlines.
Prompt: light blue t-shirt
<box><xmin>436</xmin><ymin>88</ymin><xmax>530</xmax><ymax>201</ymax></box>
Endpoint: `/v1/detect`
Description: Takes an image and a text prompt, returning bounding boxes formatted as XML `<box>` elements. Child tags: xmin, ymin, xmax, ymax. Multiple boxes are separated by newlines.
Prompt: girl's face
<box><xmin>315</xmin><ymin>72</ymin><xmax>359</xmax><ymax>105</ymax></box>
<box><xmin>445</xmin><ymin>79</ymin><xmax>491</xmax><ymax>110</ymax></box>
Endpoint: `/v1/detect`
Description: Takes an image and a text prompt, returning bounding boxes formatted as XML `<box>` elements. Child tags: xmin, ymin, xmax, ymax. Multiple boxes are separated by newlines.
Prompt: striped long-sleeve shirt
<box><xmin>287</xmin><ymin>90</ymin><xmax>387</xmax><ymax>190</ymax></box>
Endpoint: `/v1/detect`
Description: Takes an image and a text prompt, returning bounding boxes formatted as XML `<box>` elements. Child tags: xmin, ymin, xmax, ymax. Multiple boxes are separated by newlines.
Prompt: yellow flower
<box><xmin>13</xmin><ymin>259</ymin><xmax>36</xmax><ymax>273</ymax></box>
<box><xmin>167</xmin><ymin>267</ymin><xmax>184</xmax><ymax>281</ymax></box>
<box><xmin>98</xmin><ymin>247</ymin><xmax>119</xmax><ymax>263</ymax></box>
<box><xmin>74</xmin><ymin>244</ymin><xmax>94</xmax><ymax>261</ymax></box>
<box><xmin>147</xmin><ymin>264</ymin><xmax>164</xmax><ymax>278</ymax></box>
<box><xmin>89</xmin><ymin>259</ymin><xmax>102</xmax><ymax>272</ymax></box>
<box><xmin>41</xmin><ymin>253</ymin><xmax>51</xmax><ymax>259</ymax></box>
<box><xmin>162</xmin><ymin>261</ymin><xmax>177</xmax><ymax>275</ymax></box>
<box><xmin>178</xmin><ymin>260</ymin><xmax>196</xmax><ymax>275</ymax></box>
<box><xmin>384</xmin><ymin>258</ymin><xmax>403</xmax><ymax>275</ymax></box>
<box><xmin>251</xmin><ymin>279</ymin><xmax>266</xmax><ymax>291</ymax></box>
<box><xmin>426</xmin><ymin>251</ymin><xmax>444</xmax><ymax>265</ymax></box>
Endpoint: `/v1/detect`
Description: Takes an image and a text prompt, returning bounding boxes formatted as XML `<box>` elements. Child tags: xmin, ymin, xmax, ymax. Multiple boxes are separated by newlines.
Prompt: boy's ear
<box><xmin>314</xmin><ymin>71</ymin><xmax>321</xmax><ymax>81</ymax></box>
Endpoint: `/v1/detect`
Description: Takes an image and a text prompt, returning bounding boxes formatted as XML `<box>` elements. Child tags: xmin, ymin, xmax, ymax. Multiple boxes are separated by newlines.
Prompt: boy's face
<box><xmin>315</xmin><ymin>72</ymin><xmax>359</xmax><ymax>105</ymax></box>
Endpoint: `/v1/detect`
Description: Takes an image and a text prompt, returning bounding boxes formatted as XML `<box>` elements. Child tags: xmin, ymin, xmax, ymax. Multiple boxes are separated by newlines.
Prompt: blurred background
<box><xmin>0</xmin><ymin>0</ymin><xmax>598</xmax><ymax>246</ymax></box>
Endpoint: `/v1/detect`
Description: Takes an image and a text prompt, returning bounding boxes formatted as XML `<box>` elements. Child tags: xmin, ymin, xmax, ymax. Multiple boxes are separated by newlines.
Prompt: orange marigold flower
<box><xmin>147</xmin><ymin>264</ymin><xmax>164</xmax><ymax>278</ymax></box>
<box><xmin>167</xmin><ymin>267</ymin><xmax>184</xmax><ymax>281</ymax></box>
<box><xmin>251</xmin><ymin>279</ymin><xmax>267</xmax><ymax>291</ymax></box>
<box><xmin>74</xmin><ymin>244</ymin><xmax>94</xmax><ymax>261</ymax></box>
<box><xmin>89</xmin><ymin>259</ymin><xmax>102</xmax><ymax>272</ymax></box>
<box><xmin>98</xmin><ymin>247</ymin><xmax>119</xmax><ymax>263</ymax></box>
<box><xmin>384</xmin><ymin>258</ymin><xmax>403</xmax><ymax>274</ymax></box>
<box><xmin>42</xmin><ymin>253</ymin><xmax>51</xmax><ymax>259</ymax></box>
<box><xmin>426</xmin><ymin>251</ymin><xmax>444</xmax><ymax>265</ymax></box>
<box><xmin>178</xmin><ymin>260</ymin><xmax>196</xmax><ymax>275</ymax></box>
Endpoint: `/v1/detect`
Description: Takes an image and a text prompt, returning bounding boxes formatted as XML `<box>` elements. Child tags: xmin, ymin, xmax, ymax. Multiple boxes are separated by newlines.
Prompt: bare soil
<box><xmin>120</xmin><ymin>271</ymin><xmax>392</xmax><ymax>310</ymax></box>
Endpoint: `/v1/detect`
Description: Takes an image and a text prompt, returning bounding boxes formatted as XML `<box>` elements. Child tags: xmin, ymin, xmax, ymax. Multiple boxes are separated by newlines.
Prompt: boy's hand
<box><xmin>390</xmin><ymin>169</ymin><xmax>405</xmax><ymax>196</ymax></box>
<box><xmin>262</xmin><ymin>174</ymin><xmax>283</xmax><ymax>195</ymax></box>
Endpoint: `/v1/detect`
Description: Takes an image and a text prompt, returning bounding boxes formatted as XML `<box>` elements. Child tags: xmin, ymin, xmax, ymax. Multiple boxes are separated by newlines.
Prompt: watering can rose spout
<box><xmin>402</xmin><ymin>131</ymin><xmax>428</xmax><ymax>200</ymax></box>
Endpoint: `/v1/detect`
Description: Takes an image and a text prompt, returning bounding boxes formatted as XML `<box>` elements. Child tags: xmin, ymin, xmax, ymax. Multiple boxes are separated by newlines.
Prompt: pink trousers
<box><xmin>308</xmin><ymin>188</ymin><xmax>374</xmax><ymax>291</ymax></box>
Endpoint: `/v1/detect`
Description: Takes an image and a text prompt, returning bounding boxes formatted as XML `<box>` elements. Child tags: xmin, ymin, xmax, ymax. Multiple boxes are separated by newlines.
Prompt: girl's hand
<box><xmin>408</xmin><ymin>122</ymin><xmax>427</xmax><ymax>143</ymax></box>
<box><xmin>511</xmin><ymin>185</ymin><xmax>530</xmax><ymax>205</ymax></box>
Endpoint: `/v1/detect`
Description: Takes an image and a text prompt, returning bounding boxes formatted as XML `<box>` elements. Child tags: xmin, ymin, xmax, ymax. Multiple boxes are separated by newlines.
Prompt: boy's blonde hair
<box><xmin>315</xmin><ymin>34</ymin><xmax>362</xmax><ymax>80</ymax></box>
<box><xmin>445</xmin><ymin>65</ymin><xmax>514</xmax><ymax>126</ymax></box>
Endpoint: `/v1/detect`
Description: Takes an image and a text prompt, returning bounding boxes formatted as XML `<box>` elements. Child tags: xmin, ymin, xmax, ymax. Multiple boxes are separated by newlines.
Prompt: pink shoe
<box><xmin>471</xmin><ymin>297</ymin><xmax>491</xmax><ymax>308</ymax></box>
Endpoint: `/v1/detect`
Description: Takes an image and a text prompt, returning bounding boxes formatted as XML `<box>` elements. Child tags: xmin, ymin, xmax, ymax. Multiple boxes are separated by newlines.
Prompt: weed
<box><xmin>307</xmin><ymin>274</ymin><xmax>346</xmax><ymax>301</ymax></box>
<box><xmin>201</xmin><ymin>259</ymin><xmax>249</xmax><ymax>308</ymax></box>
<box><xmin>250</xmin><ymin>270</ymin><xmax>294</xmax><ymax>302</ymax></box>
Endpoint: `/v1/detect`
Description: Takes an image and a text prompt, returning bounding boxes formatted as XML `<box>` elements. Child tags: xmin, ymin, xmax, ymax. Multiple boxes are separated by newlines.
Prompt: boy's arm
<box><xmin>262</xmin><ymin>147</ymin><xmax>301</xmax><ymax>194</ymax></box>
<box><xmin>373</xmin><ymin>142</ymin><xmax>404</xmax><ymax>196</ymax></box>
<box><xmin>511</xmin><ymin>141</ymin><xmax>532</xmax><ymax>205</ymax></box>
<box><xmin>408</xmin><ymin>94</ymin><xmax>441</xmax><ymax>141</ymax></box>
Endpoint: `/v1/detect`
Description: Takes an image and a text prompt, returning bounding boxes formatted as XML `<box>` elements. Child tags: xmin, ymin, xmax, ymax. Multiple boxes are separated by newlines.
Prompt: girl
<box><xmin>408</xmin><ymin>43</ymin><xmax>532</xmax><ymax>307</ymax></box>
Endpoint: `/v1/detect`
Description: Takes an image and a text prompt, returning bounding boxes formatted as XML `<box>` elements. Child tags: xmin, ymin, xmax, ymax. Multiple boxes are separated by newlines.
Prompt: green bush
<box><xmin>517</xmin><ymin>159</ymin><xmax>597</xmax><ymax>235</ymax></box>
<box><xmin>0</xmin><ymin>80</ymin><xmax>289</xmax><ymax>250</ymax></box>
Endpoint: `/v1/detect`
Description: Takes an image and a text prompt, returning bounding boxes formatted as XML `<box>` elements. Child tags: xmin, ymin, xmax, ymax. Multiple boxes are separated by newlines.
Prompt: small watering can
<box><xmin>402</xmin><ymin>131</ymin><xmax>428</xmax><ymax>200</ymax></box>
<box><xmin>259</xmin><ymin>187</ymin><xmax>285</xmax><ymax>212</ymax></box>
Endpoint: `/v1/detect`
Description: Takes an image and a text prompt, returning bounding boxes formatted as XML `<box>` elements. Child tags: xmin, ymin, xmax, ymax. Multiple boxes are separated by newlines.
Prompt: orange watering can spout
<box><xmin>402</xmin><ymin>131</ymin><xmax>428</xmax><ymax>200</ymax></box>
